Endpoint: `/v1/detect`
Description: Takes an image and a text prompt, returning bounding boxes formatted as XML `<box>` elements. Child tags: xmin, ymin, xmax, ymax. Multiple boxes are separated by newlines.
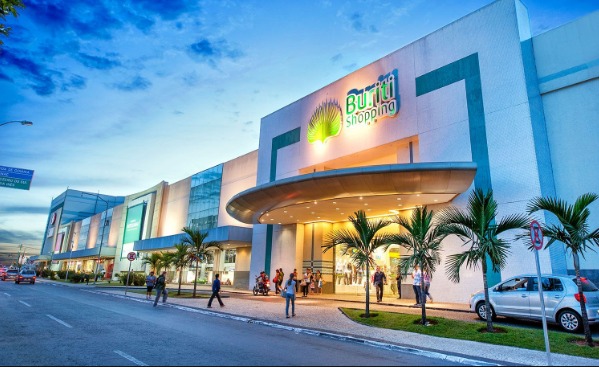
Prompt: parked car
<box><xmin>15</xmin><ymin>269</ymin><xmax>36</xmax><ymax>284</ymax></box>
<box><xmin>0</xmin><ymin>266</ymin><xmax>7</xmax><ymax>278</ymax></box>
<box><xmin>2</xmin><ymin>269</ymin><xmax>19</xmax><ymax>282</ymax></box>
<box><xmin>470</xmin><ymin>274</ymin><xmax>599</xmax><ymax>333</ymax></box>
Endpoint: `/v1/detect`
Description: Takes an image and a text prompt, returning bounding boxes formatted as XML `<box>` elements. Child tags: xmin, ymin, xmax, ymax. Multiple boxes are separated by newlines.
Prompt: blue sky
<box><xmin>1</xmin><ymin>0</ymin><xmax>597</xmax><ymax>261</ymax></box>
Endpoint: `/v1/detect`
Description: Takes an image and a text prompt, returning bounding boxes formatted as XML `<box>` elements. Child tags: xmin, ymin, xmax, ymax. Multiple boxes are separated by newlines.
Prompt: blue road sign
<box><xmin>0</xmin><ymin>166</ymin><xmax>34</xmax><ymax>190</ymax></box>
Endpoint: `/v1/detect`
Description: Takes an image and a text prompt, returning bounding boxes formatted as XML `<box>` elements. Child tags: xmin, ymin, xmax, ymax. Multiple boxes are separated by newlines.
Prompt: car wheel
<box><xmin>558</xmin><ymin>309</ymin><xmax>582</xmax><ymax>333</ymax></box>
<box><xmin>15</xmin><ymin>280</ymin><xmax>19</xmax><ymax>284</ymax></box>
<box><xmin>31</xmin><ymin>280</ymin><xmax>35</xmax><ymax>284</ymax></box>
<box><xmin>253</xmin><ymin>287</ymin><xmax>258</xmax><ymax>296</ymax></box>
<box><xmin>476</xmin><ymin>302</ymin><xmax>496</xmax><ymax>321</ymax></box>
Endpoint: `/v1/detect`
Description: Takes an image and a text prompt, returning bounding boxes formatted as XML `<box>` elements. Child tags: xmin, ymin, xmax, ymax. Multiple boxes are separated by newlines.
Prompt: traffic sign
<box><xmin>0</xmin><ymin>166</ymin><xmax>34</xmax><ymax>191</ymax></box>
<box><xmin>530</xmin><ymin>220</ymin><xmax>544</xmax><ymax>250</ymax></box>
<box><xmin>127</xmin><ymin>252</ymin><xmax>137</xmax><ymax>261</ymax></box>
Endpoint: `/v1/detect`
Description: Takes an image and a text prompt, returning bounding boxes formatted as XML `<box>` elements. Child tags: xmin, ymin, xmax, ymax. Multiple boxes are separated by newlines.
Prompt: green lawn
<box><xmin>126</xmin><ymin>289</ymin><xmax>213</xmax><ymax>298</ymax></box>
<box><xmin>341</xmin><ymin>308</ymin><xmax>599</xmax><ymax>360</ymax></box>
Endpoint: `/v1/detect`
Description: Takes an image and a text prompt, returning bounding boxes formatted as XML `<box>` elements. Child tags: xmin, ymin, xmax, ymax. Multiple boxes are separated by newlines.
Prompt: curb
<box><xmin>89</xmin><ymin>288</ymin><xmax>500</xmax><ymax>366</ymax></box>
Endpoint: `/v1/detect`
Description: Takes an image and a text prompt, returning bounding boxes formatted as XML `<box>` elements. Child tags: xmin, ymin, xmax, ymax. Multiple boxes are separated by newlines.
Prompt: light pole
<box><xmin>81</xmin><ymin>193</ymin><xmax>109</xmax><ymax>285</ymax></box>
<box><xmin>64</xmin><ymin>238</ymin><xmax>75</xmax><ymax>282</ymax></box>
<box><xmin>0</xmin><ymin>120</ymin><xmax>33</xmax><ymax>127</ymax></box>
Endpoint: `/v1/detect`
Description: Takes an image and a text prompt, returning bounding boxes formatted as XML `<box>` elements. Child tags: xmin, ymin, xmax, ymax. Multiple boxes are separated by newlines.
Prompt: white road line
<box><xmin>114</xmin><ymin>350</ymin><xmax>148</xmax><ymax>366</ymax></box>
<box><xmin>46</xmin><ymin>314</ymin><xmax>73</xmax><ymax>328</ymax></box>
<box><xmin>3</xmin><ymin>292</ymin><xmax>11</xmax><ymax>297</ymax></box>
<box><xmin>19</xmin><ymin>300</ymin><xmax>31</xmax><ymax>307</ymax></box>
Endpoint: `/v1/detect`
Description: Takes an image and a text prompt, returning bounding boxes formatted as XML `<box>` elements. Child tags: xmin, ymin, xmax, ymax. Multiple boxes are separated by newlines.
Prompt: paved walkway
<box><xmin>44</xmin><ymin>279</ymin><xmax>598</xmax><ymax>366</ymax></box>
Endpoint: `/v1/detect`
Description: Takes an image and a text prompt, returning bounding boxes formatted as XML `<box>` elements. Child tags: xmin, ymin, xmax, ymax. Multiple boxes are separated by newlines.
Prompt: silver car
<box><xmin>469</xmin><ymin>274</ymin><xmax>599</xmax><ymax>332</ymax></box>
<box><xmin>15</xmin><ymin>269</ymin><xmax>36</xmax><ymax>284</ymax></box>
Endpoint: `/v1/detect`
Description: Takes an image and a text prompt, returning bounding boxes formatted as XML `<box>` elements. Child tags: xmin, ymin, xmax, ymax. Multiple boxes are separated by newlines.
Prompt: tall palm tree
<box><xmin>172</xmin><ymin>243</ymin><xmax>191</xmax><ymax>295</ymax></box>
<box><xmin>528</xmin><ymin>193</ymin><xmax>599</xmax><ymax>347</ymax></box>
<box><xmin>392</xmin><ymin>206</ymin><xmax>445</xmax><ymax>326</ymax></box>
<box><xmin>437</xmin><ymin>189</ymin><xmax>528</xmax><ymax>333</ymax></box>
<box><xmin>323</xmin><ymin>210</ymin><xmax>394</xmax><ymax>317</ymax></box>
<box><xmin>180</xmin><ymin>227</ymin><xmax>223</xmax><ymax>298</ymax></box>
<box><xmin>142</xmin><ymin>252</ymin><xmax>163</xmax><ymax>273</ymax></box>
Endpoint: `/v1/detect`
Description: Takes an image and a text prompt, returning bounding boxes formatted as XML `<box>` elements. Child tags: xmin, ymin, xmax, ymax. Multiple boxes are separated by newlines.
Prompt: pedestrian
<box><xmin>293</xmin><ymin>268</ymin><xmax>299</xmax><ymax>293</ymax></box>
<box><xmin>411</xmin><ymin>265</ymin><xmax>422</xmax><ymax>306</ymax></box>
<box><xmin>207</xmin><ymin>274</ymin><xmax>225</xmax><ymax>308</ymax></box>
<box><xmin>373</xmin><ymin>266</ymin><xmax>387</xmax><ymax>302</ymax></box>
<box><xmin>145</xmin><ymin>271</ymin><xmax>156</xmax><ymax>300</ymax></box>
<box><xmin>314</xmin><ymin>270</ymin><xmax>322</xmax><ymax>294</ymax></box>
<box><xmin>283</xmin><ymin>273</ymin><xmax>296</xmax><ymax>318</ymax></box>
<box><xmin>423</xmin><ymin>271</ymin><xmax>433</xmax><ymax>303</ymax></box>
<box><xmin>395</xmin><ymin>270</ymin><xmax>402</xmax><ymax>299</ymax></box>
<box><xmin>84</xmin><ymin>273</ymin><xmax>90</xmax><ymax>285</ymax></box>
<box><xmin>301</xmin><ymin>268</ymin><xmax>311</xmax><ymax>297</ymax></box>
<box><xmin>153</xmin><ymin>271</ymin><xmax>168</xmax><ymax>307</ymax></box>
<box><xmin>278</xmin><ymin>268</ymin><xmax>284</xmax><ymax>293</ymax></box>
<box><xmin>273</xmin><ymin>269</ymin><xmax>281</xmax><ymax>294</ymax></box>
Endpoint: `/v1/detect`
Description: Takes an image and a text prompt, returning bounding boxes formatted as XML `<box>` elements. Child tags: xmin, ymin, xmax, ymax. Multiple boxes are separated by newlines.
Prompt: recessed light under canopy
<box><xmin>226</xmin><ymin>162</ymin><xmax>477</xmax><ymax>225</ymax></box>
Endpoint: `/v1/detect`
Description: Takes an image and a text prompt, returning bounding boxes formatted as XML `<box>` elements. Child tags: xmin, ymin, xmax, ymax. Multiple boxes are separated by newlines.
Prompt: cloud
<box><xmin>111</xmin><ymin>75</ymin><xmax>152</xmax><ymax>91</ymax></box>
<box><xmin>0</xmin><ymin>228</ymin><xmax>44</xmax><ymax>245</ymax></box>
<box><xmin>128</xmin><ymin>0</ymin><xmax>200</xmax><ymax>22</ymax></box>
<box><xmin>187</xmin><ymin>38</ymin><xmax>243</xmax><ymax>67</ymax></box>
<box><xmin>61</xmin><ymin>74</ymin><xmax>86</xmax><ymax>91</ymax></box>
<box><xmin>0</xmin><ymin>205</ymin><xmax>49</xmax><ymax>215</ymax></box>
<box><xmin>76</xmin><ymin>52</ymin><xmax>122</xmax><ymax>70</ymax></box>
<box><xmin>331</xmin><ymin>53</ymin><xmax>342</xmax><ymax>63</ymax></box>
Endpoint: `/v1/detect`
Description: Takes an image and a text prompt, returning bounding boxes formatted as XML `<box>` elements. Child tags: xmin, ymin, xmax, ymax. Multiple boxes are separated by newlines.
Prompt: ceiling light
<box><xmin>314</xmin><ymin>201</ymin><xmax>317</xmax><ymax>205</ymax></box>
<box><xmin>434</xmin><ymin>199</ymin><xmax>438</xmax><ymax>202</ymax></box>
<box><xmin>336</xmin><ymin>208</ymin><xmax>339</xmax><ymax>210</ymax></box>
<box><xmin>416</xmin><ymin>194</ymin><xmax>420</xmax><ymax>197</ymax></box>
<box><xmin>284</xmin><ymin>210</ymin><xmax>287</xmax><ymax>213</ymax></box>
<box><xmin>364</xmin><ymin>203</ymin><xmax>368</xmax><ymax>206</ymax></box>
<box><xmin>266</xmin><ymin>213</ymin><xmax>269</xmax><ymax>216</ymax></box>
<box><xmin>397</xmin><ymin>198</ymin><xmax>402</xmax><ymax>201</ymax></box>
<box><xmin>333</xmin><ymin>201</ymin><xmax>337</xmax><ymax>204</ymax></box>
<box><xmin>359</xmin><ymin>196</ymin><xmax>363</xmax><ymax>200</ymax></box>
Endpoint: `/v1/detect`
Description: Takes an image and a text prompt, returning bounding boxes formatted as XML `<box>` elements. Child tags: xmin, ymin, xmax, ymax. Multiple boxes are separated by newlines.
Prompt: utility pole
<box><xmin>16</xmin><ymin>244</ymin><xmax>23</xmax><ymax>270</ymax></box>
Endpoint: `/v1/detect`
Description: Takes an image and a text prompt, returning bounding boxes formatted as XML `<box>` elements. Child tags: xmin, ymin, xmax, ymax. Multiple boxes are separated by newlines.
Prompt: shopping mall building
<box><xmin>34</xmin><ymin>0</ymin><xmax>599</xmax><ymax>302</ymax></box>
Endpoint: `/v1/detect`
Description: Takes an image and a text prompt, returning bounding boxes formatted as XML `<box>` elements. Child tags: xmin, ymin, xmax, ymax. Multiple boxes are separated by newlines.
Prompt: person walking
<box><xmin>313</xmin><ymin>270</ymin><xmax>322</xmax><ymax>294</ymax></box>
<box><xmin>422</xmin><ymin>271</ymin><xmax>433</xmax><ymax>303</ymax></box>
<box><xmin>411</xmin><ymin>265</ymin><xmax>422</xmax><ymax>306</ymax></box>
<box><xmin>395</xmin><ymin>271</ymin><xmax>402</xmax><ymax>299</ymax></box>
<box><xmin>283</xmin><ymin>273</ymin><xmax>296</xmax><ymax>318</ymax></box>
<box><xmin>293</xmin><ymin>269</ymin><xmax>299</xmax><ymax>293</ymax></box>
<box><xmin>373</xmin><ymin>266</ymin><xmax>387</xmax><ymax>302</ymax></box>
<box><xmin>301</xmin><ymin>268</ymin><xmax>311</xmax><ymax>297</ymax></box>
<box><xmin>145</xmin><ymin>271</ymin><xmax>156</xmax><ymax>300</ymax></box>
<box><xmin>278</xmin><ymin>268</ymin><xmax>284</xmax><ymax>293</ymax></box>
<box><xmin>207</xmin><ymin>274</ymin><xmax>225</xmax><ymax>308</ymax></box>
<box><xmin>274</xmin><ymin>269</ymin><xmax>281</xmax><ymax>294</ymax></box>
<box><xmin>153</xmin><ymin>271</ymin><xmax>168</xmax><ymax>307</ymax></box>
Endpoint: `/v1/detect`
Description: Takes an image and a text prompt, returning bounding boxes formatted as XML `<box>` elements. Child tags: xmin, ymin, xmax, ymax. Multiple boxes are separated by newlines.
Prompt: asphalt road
<box><xmin>0</xmin><ymin>280</ymin><xmax>469</xmax><ymax>366</ymax></box>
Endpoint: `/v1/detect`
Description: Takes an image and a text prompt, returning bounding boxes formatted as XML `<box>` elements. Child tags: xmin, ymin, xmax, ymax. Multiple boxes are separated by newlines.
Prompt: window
<box><xmin>498</xmin><ymin>278</ymin><xmax>529</xmax><ymax>292</ymax></box>
<box><xmin>187</xmin><ymin>165</ymin><xmax>223</xmax><ymax>232</ymax></box>
<box><xmin>531</xmin><ymin>277</ymin><xmax>564</xmax><ymax>292</ymax></box>
<box><xmin>224</xmin><ymin>249</ymin><xmax>236</xmax><ymax>264</ymax></box>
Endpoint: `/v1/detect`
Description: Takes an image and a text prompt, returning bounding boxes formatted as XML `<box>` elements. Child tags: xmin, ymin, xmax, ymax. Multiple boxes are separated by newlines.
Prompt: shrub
<box><xmin>56</xmin><ymin>270</ymin><xmax>67</xmax><ymax>280</ymax></box>
<box><xmin>118</xmin><ymin>271</ymin><xmax>146</xmax><ymax>286</ymax></box>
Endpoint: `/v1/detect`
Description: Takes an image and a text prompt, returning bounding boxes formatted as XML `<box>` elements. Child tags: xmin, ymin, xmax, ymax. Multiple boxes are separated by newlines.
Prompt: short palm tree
<box><xmin>160</xmin><ymin>251</ymin><xmax>175</xmax><ymax>274</ymax></box>
<box><xmin>142</xmin><ymin>252</ymin><xmax>163</xmax><ymax>273</ymax></box>
<box><xmin>437</xmin><ymin>189</ymin><xmax>528</xmax><ymax>333</ymax></box>
<box><xmin>172</xmin><ymin>243</ymin><xmax>191</xmax><ymax>295</ymax></box>
<box><xmin>392</xmin><ymin>206</ymin><xmax>444</xmax><ymax>326</ymax></box>
<box><xmin>323</xmin><ymin>210</ymin><xmax>394</xmax><ymax>317</ymax></box>
<box><xmin>528</xmin><ymin>193</ymin><xmax>599</xmax><ymax>347</ymax></box>
<box><xmin>181</xmin><ymin>227</ymin><xmax>222</xmax><ymax>298</ymax></box>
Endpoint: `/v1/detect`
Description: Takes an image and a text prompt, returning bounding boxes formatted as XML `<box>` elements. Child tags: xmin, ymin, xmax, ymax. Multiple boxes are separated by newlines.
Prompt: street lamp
<box><xmin>0</xmin><ymin>120</ymin><xmax>33</xmax><ymax>127</ymax></box>
<box><xmin>81</xmin><ymin>193</ymin><xmax>109</xmax><ymax>285</ymax></box>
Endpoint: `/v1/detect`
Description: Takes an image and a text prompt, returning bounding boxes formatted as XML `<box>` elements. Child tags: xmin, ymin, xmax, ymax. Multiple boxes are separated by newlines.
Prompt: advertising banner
<box><xmin>122</xmin><ymin>203</ymin><xmax>146</xmax><ymax>249</ymax></box>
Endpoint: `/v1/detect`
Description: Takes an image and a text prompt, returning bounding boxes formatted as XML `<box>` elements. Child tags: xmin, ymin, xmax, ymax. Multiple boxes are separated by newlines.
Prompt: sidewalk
<box><xmin>42</xmin><ymin>278</ymin><xmax>598</xmax><ymax>366</ymax></box>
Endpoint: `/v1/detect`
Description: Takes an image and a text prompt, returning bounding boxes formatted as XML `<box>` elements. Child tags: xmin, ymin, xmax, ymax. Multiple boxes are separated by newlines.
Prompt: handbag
<box><xmin>281</xmin><ymin>288</ymin><xmax>287</xmax><ymax>298</ymax></box>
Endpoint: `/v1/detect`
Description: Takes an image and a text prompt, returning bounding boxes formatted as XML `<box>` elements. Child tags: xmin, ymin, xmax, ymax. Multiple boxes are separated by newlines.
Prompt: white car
<box><xmin>469</xmin><ymin>274</ymin><xmax>599</xmax><ymax>332</ymax></box>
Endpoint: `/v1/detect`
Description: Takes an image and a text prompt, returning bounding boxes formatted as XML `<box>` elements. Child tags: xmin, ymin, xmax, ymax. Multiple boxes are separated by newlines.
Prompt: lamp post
<box><xmin>82</xmin><ymin>193</ymin><xmax>109</xmax><ymax>285</ymax></box>
<box><xmin>0</xmin><ymin>120</ymin><xmax>33</xmax><ymax>127</ymax></box>
<box><xmin>64</xmin><ymin>239</ymin><xmax>75</xmax><ymax>282</ymax></box>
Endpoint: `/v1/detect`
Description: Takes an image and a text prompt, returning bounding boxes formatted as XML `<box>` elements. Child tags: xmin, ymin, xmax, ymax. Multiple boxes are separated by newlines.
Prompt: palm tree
<box><xmin>323</xmin><ymin>210</ymin><xmax>394</xmax><ymax>317</ymax></box>
<box><xmin>527</xmin><ymin>193</ymin><xmax>599</xmax><ymax>347</ymax></box>
<box><xmin>392</xmin><ymin>206</ymin><xmax>445</xmax><ymax>326</ymax></box>
<box><xmin>142</xmin><ymin>252</ymin><xmax>163</xmax><ymax>273</ymax></box>
<box><xmin>180</xmin><ymin>227</ymin><xmax>223</xmax><ymax>298</ymax></box>
<box><xmin>172</xmin><ymin>243</ymin><xmax>190</xmax><ymax>295</ymax></box>
<box><xmin>160</xmin><ymin>251</ymin><xmax>175</xmax><ymax>273</ymax></box>
<box><xmin>437</xmin><ymin>189</ymin><xmax>528</xmax><ymax>333</ymax></box>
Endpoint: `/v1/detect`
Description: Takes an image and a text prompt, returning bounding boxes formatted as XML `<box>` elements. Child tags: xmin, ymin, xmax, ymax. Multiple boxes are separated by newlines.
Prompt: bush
<box><xmin>41</xmin><ymin>269</ymin><xmax>55</xmax><ymax>279</ymax></box>
<box><xmin>118</xmin><ymin>271</ymin><xmax>146</xmax><ymax>286</ymax></box>
<box><xmin>56</xmin><ymin>270</ymin><xmax>67</xmax><ymax>280</ymax></box>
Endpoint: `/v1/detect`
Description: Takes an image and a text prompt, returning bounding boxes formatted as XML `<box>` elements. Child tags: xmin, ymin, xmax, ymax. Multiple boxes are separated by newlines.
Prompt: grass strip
<box><xmin>341</xmin><ymin>308</ymin><xmax>599</xmax><ymax>360</ymax></box>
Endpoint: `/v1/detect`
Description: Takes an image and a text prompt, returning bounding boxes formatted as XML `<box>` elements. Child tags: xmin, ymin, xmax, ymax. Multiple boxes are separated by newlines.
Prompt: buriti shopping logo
<box><xmin>307</xmin><ymin>69</ymin><xmax>399</xmax><ymax>144</ymax></box>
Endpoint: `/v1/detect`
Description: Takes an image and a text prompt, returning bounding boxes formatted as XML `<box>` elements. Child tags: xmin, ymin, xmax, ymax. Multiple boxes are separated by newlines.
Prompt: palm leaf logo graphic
<box><xmin>307</xmin><ymin>100</ymin><xmax>343</xmax><ymax>143</ymax></box>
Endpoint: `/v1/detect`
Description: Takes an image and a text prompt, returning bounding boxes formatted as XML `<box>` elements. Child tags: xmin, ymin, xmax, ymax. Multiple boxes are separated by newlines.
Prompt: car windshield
<box><xmin>8</xmin><ymin>270</ymin><xmax>18</xmax><ymax>273</ymax></box>
<box><xmin>22</xmin><ymin>271</ymin><xmax>35</xmax><ymax>275</ymax></box>
<box><xmin>574</xmin><ymin>278</ymin><xmax>599</xmax><ymax>292</ymax></box>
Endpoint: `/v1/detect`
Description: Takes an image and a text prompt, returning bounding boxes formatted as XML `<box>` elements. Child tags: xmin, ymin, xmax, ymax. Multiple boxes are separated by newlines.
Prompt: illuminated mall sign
<box><xmin>307</xmin><ymin>69</ymin><xmax>399</xmax><ymax>144</ymax></box>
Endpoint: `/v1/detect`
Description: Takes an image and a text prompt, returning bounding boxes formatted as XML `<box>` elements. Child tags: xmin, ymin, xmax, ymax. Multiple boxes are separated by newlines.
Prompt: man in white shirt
<box><xmin>411</xmin><ymin>265</ymin><xmax>422</xmax><ymax>306</ymax></box>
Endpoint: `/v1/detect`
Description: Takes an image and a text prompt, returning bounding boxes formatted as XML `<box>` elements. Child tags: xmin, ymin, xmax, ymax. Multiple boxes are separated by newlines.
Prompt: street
<box><xmin>0</xmin><ymin>280</ymin><xmax>469</xmax><ymax>366</ymax></box>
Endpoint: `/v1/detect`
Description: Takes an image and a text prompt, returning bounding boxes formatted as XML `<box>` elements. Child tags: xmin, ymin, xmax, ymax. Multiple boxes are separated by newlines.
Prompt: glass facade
<box><xmin>187</xmin><ymin>164</ymin><xmax>223</xmax><ymax>231</ymax></box>
<box><xmin>95</xmin><ymin>208</ymin><xmax>113</xmax><ymax>247</ymax></box>
<box><xmin>77</xmin><ymin>217</ymin><xmax>90</xmax><ymax>250</ymax></box>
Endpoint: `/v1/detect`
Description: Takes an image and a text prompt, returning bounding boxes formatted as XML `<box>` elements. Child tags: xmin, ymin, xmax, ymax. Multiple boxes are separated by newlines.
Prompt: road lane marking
<box><xmin>3</xmin><ymin>292</ymin><xmax>11</xmax><ymax>297</ymax></box>
<box><xmin>19</xmin><ymin>300</ymin><xmax>31</xmax><ymax>307</ymax></box>
<box><xmin>46</xmin><ymin>314</ymin><xmax>73</xmax><ymax>328</ymax></box>
<box><xmin>114</xmin><ymin>350</ymin><xmax>148</xmax><ymax>366</ymax></box>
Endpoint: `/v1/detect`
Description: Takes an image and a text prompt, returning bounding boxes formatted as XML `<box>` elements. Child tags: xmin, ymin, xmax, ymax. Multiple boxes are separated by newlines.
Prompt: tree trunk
<box><xmin>193</xmin><ymin>259</ymin><xmax>199</xmax><ymax>298</ymax></box>
<box><xmin>365</xmin><ymin>265</ymin><xmax>370</xmax><ymax>318</ymax></box>
<box><xmin>574</xmin><ymin>253</ymin><xmax>594</xmax><ymax>347</ymax></box>
<box><xmin>178</xmin><ymin>266</ymin><xmax>183</xmax><ymax>295</ymax></box>
<box><xmin>482</xmin><ymin>260</ymin><xmax>494</xmax><ymax>333</ymax></box>
<box><xmin>420</xmin><ymin>261</ymin><xmax>427</xmax><ymax>326</ymax></box>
